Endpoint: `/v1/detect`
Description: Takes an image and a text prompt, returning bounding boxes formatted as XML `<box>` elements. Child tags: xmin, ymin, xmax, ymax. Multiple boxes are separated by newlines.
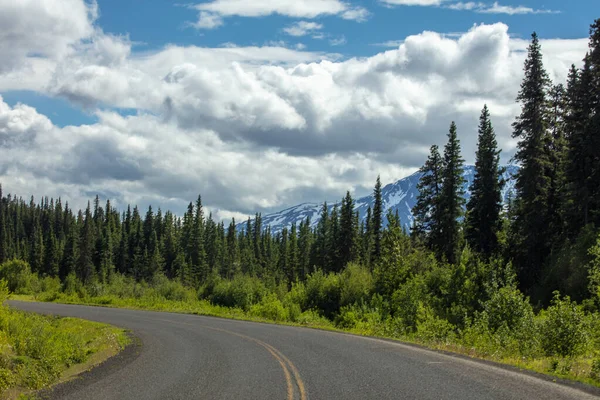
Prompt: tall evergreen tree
<box><xmin>546</xmin><ymin>84</ymin><xmax>568</xmax><ymax>248</ymax></box>
<box><xmin>0</xmin><ymin>184</ymin><xmax>7</xmax><ymax>264</ymax></box>
<box><xmin>510</xmin><ymin>32</ymin><xmax>552</xmax><ymax>292</ymax></box>
<box><xmin>439</xmin><ymin>121</ymin><xmax>465</xmax><ymax>265</ymax></box>
<box><xmin>412</xmin><ymin>145</ymin><xmax>443</xmax><ymax>253</ymax></box>
<box><xmin>77</xmin><ymin>204</ymin><xmax>95</xmax><ymax>283</ymax></box>
<box><xmin>313</xmin><ymin>202</ymin><xmax>330</xmax><ymax>270</ymax></box>
<box><xmin>465</xmin><ymin>105</ymin><xmax>505</xmax><ymax>258</ymax></box>
<box><xmin>338</xmin><ymin>191</ymin><xmax>356</xmax><ymax>271</ymax></box>
<box><xmin>372</xmin><ymin>176</ymin><xmax>383</xmax><ymax>262</ymax></box>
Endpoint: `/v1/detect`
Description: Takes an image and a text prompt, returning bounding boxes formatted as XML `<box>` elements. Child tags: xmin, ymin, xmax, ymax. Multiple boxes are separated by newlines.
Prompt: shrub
<box><xmin>210</xmin><ymin>275</ymin><xmax>267</xmax><ymax>310</ymax></box>
<box><xmin>482</xmin><ymin>285</ymin><xmax>535</xmax><ymax>333</ymax></box>
<box><xmin>588</xmin><ymin>236</ymin><xmax>600</xmax><ymax>305</ymax></box>
<box><xmin>295</xmin><ymin>310</ymin><xmax>333</xmax><ymax>328</ymax></box>
<box><xmin>416</xmin><ymin>304</ymin><xmax>455</xmax><ymax>344</ymax></box>
<box><xmin>152</xmin><ymin>274</ymin><xmax>194</xmax><ymax>302</ymax></box>
<box><xmin>63</xmin><ymin>273</ymin><xmax>87</xmax><ymax>298</ymax></box>
<box><xmin>303</xmin><ymin>270</ymin><xmax>341</xmax><ymax>319</ymax></box>
<box><xmin>339</xmin><ymin>263</ymin><xmax>374</xmax><ymax>307</ymax></box>
<box><xmin>390</xmin><ymin>276</ymin><xmax>428</xmax><ymax>333</ymax></box>
<box><xmin>0</xmin><ymin>260</ymin><xmax>36</xmax><ymax>294</ymax></box>
<box><xmin>249</xmin><ymin>294</ymin><xmax>289</xmax><ymax>321</ymax></box>
<box><xmin>541</xmin><ymin>292</ymin><xmax>590</xmax><ymax>358</ymax></box>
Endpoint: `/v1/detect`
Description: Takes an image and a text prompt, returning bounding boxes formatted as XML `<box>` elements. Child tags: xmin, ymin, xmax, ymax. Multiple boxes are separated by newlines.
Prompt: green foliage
<box><xmin>415</xmin><ymin>304</ymin><xmax>455</xmax><ymax>344</ymax></box>
<box><xmin>209</xmin><ymin>274</ymin><xmax>267</xmax><ymax>311</ymax></box>
<box><xmin>0</xmin><ymin>302</ymin><xmax>128</xmax><ymax>393</ymax></box>
<box><xmin>541</xmin><ymin>292</ymin><xmax>590</xmax><ymax>358</ymax></box>
<box><xmin>0</xmin><ymin>260</ymin><xmax>38</xmax><ymax>294</ymax></box>
<box><xmin>465</xmin><ymin>105</ymin><xmax>504</xmax><ymax>258</ymax></box>
<box><xmin>588</xmin><ymin>235</ymin><xmax>600</xmax><ymax>305</ymax></box>
<box><xmin>303</xmin><ymin>270</ymin><xmax>341</xmax><ymax>319</ymax></box>
<box><xmin>390</xmin><ymin>276</ymin><xmax>427</xmax><ymax>333</ymax></box>
<box><xmin>249</xmin><ymin>293</ymin><xmax>288</xmax><ymax>322</ymax></box>
<box><xmin>339</xmin><ymin>263</ymin><xmax>373</xmax><ymax>307</ymax></box>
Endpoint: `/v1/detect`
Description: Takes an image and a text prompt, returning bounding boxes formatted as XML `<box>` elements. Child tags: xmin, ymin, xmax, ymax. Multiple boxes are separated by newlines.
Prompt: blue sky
<box><xmin>94</xmin><ymin>0</ymin><xmax>591</xmax><ymax>54</ymax></box>
<box><xmin>0</xmin><ymin>0</ymin><xmax>596</xmax><ymax>220</ymax></box>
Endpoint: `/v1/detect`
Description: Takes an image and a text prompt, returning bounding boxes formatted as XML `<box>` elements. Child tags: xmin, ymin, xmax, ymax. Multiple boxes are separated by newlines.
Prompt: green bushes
<box><xmin>303</xmin><ymin>270</ymin><xmax>341</xmax><ymax>319</ymax></box>
<box><xmin>0</xmin><ymin>260</ymin><xmax>39</xmax><ymax>294</ymax></box>
<box><xmin>249</xmin><ymin>294</ymin><xmax>289</xmax><ymax>321</ymax></box>
<box><xmin>209</xmin><ymin>275</ymin><xmax>267</xmax><ymax>310</ymax></box>
<box><xmin>541</xmin><ymin>292</ymin><xmax>590</xmax><ymax>358</ymax></box>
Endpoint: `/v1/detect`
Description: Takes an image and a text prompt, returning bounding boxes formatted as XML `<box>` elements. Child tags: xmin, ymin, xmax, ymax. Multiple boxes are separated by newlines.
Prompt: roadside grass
<box><xmin>0</xmin><ymin>287</ymin><xmax>130</xmax><ymax>399</ymax></box>
<box><xmin>13</xmin><ymin>290</ymin><xmax>600</xmax><ymax>391</ymax></box>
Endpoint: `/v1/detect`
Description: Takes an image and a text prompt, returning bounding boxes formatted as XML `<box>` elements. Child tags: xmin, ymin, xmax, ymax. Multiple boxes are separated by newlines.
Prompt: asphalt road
<box><xmin>8</xmin><ymin>301</ymin><xmax>600</xmax><ymax>400</ymax></box>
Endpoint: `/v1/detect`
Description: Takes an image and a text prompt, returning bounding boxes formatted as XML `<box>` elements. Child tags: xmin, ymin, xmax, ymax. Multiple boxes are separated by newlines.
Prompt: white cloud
<box><xmin>283</xmin><ymin>21</ymin><xmax>324</xmax><ymax>37</ymax></box>
<box><xmin>0</xmin><ymin>0</ymin><xmax>97</xmax><ymax>73</ymax></box>
<box><xmin>448</xmin><ymin>2</ymin><xmax>559</xmax><ymax>14</ymax></box>
<box><xmin>479</xmin><ymin>2</ymin><xmax>559</xmax><ymax>15</ymax></box>
<box><xmin>192</xmin><ymin>11</ymin><xmax>224</xmax><ymax>29</ymax></box>
<box><xmin>192</xmin><ymin>0</ymin><xmax>369</xmax><ymax>28</ymax></box>
<box><xmin>381</xmin><ymin>0</ymin><xmax>444</xmax><ymax>5</ymax></box>
<box><xmin>382</xmin><ymin>0</ymin><xmax>559</xmax><ymax>14</ymax></box>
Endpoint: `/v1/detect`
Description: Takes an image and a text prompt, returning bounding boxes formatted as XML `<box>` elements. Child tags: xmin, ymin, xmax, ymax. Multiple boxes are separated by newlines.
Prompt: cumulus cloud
<box><xmin>0</xmin><ymin>96</ymin><xmax>409</xmax><ymax>219</ymax></box>
<box><xmin>192</xmin><ymin>0</ymin><xmax>369</xmax><ymax>28</ymax></box>
<box><xmin>0</xmin><ymin>0</ymin><xmax>97</xmax><ymax>73</ymax></box>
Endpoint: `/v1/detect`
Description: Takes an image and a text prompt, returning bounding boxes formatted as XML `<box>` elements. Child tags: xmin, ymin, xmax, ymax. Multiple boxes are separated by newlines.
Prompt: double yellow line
<box><xmin>151</xmin><ymin>317</ymin><xmax>307</xmax><ymax>400</ymax></box>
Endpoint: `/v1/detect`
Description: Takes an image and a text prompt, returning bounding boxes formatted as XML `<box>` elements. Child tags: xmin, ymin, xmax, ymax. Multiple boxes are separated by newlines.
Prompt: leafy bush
<box><xmin>0</xmin><ymin>260</ymin><xmax>37</xmax><ymax>294</ymax></box>
<box><xmin>390</xmin><ymin>276</ymin><xmax>427</xmax><ymax>333</ymax></box>
<box><xmin>335</xmin><ymin>302</ymin><xmax>384</xmax><ymax>334</ymax></box>
<box><xmin>303</xmin><ymin>270</ymin><xmax>341</xmax><ymax>319</ymax></box>
<box><xmin>541</xmin><ymin>292</ymin><xmax>590</xmax><ymax>358</ymax></box>
<box><xmin>295</xmin><ymin>310</ymin><xmax>333</xmax><ymax>328</ymax></box>
<box><xmin>339</xmin><ymin>263</ymin><xmax>374</xmax><ymax>307</ymax></box>
<box><xmin>482</xmin><ymin>284</ymin><xmax>534</xmax><ymax>333</ymax></box>
<box><xmin>210</xmin><ymin>275</ymin><xmax>267</xmax><ymax>310</ymax></box>
<box><xmin>415</xmin><ymin>304</ymin><xmax>455</xmax><ymax>344</ymax></box>
<box><xmin>152</xmin><ymin>274</ymin><xmax>194</xmax><ymax>302</ymax></box>
<box><xmin>249</xmin><ymin>294</ymin><xmax>289</xmax><ymax>321</ymax></box>
<box><xmin>588</xmin><ymin>236</ymin><xmax>600</xmax><ymax>305</ymax></box>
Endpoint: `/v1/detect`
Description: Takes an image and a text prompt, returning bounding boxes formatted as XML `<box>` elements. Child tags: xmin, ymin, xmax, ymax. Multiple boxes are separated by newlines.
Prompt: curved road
<box><xmin>9</xmin><ymin>301</ymin><xmax>600</xmax><ymax>400</ymax></box>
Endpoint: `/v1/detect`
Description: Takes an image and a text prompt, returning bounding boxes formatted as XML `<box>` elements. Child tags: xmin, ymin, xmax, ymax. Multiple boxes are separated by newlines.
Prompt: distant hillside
<box><xmin>240</xmin><ymin>165</ymin><xmax>519</xmax><ymax>233</ymax></box>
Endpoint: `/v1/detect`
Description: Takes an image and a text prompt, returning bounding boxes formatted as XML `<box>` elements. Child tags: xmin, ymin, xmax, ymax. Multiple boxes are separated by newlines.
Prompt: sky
<box><xmin>0</xmin><ymin>0</ymin><xmax>597</xmax><ymax>222</ymax></box>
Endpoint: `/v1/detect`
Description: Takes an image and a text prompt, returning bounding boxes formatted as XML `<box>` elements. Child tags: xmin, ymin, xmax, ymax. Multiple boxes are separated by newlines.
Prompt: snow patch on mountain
<box><xmin>240</xmin><ymin>165</ymin><xmax>518</xmax><ymax>233</ymax></box>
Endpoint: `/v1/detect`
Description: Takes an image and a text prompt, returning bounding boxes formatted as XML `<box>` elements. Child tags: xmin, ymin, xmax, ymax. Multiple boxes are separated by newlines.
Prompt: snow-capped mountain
<box><xmin>241</xmin><ymin>165</ymin><xmax>518</xmax><ymax>233</ymax></box>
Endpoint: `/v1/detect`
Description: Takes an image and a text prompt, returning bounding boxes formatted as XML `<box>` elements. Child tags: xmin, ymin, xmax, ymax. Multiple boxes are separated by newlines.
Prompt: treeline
<box><xmin>0</xmin><ymin>182</ymin><xmax>387</xmax><ymax>289</ymax></box>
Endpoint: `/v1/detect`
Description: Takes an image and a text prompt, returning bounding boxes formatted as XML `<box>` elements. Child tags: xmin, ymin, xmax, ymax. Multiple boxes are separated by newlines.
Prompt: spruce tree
<box><xmin>439</xmin><ymin>121</ymin><xmax>465</xmax><ymax>264</ymax></box>
<box><xmin>313</xmin><ymin>202</ymin><xmax>330</xmax><ymax>270</ymax></box>
<box><xmin>510</xmin><ymin>32</ymin><xmax>552</xmax><ymax>292</ymax></box>
<box><xmin>465</xmin><ymin>105</ymin><xmax>504</xmax><ymax>258</ymax></box>
<box><xmin>77</xmin><ymin>204</ymin><xmax>95</xmax><ymax>283</ymax></box>
<box><xmin>298</xmin><ymin>217</ymin><xmax>312</xmax><ymax>280</ymax></box>
<box><xmin>372</xmin><ymin>176</ymin><xmax>383</xmax><ymax>262</ymax></box>
<box><xmin>546</xmin><ymin>84</ymin><xmax>568</xmax><ymax>248</ymax></box>
<box><xmin>338</xmin><ymin>191</ymin><xmax>356</xmax><ymax>271</ymax></box>
<box><xmin>0</xmin><ymin>184</ymin><xmax>7</xmax><ymax>264</ymax></box>
<box><xmin>412</xmin><ymin>144</ymin><xmax>443</xmax><ymax>253</ymax></box>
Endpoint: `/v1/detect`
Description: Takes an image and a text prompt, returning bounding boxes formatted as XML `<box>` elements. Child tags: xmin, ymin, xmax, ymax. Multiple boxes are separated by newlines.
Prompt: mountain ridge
<box><xmin>240</xmin><ymin>165</ymin><xmax>519</xmax><ymax>233</ymax></box>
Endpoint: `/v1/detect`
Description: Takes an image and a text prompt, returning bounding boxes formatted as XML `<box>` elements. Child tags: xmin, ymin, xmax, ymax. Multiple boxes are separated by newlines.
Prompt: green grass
<box><xmin>0</xmin><ymin>297</ymin><xmax>130</xmax><ymax>399</ymax></box>
<box><xmin>15</xmin><ymin>291</ymin><xmax>600</xmax><ymax>391</ymax></box>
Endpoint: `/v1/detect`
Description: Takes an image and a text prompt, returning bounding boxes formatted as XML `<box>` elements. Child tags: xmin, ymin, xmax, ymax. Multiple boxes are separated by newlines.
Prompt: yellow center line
<box><xmin>262</xmin><ymin>342</ymin><xmax>307</xmax><ymax>400</ymax></box>
<box><xmin>142</xmin><ymin>316</ymin><xmax>306</xmax><ymax>400</ymax></box>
